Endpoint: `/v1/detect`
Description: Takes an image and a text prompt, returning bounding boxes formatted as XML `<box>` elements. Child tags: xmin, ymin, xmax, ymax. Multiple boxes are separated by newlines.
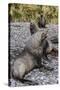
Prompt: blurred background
<box><xmin>8</xmin><ymin>4</ymin><xmax>58</xmax><ymax>24</ymax></box>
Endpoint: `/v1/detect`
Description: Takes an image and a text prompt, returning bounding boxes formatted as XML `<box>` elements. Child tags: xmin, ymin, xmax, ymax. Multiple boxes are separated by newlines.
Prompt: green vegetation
<box><xmin>8</xmin><ymin>4</ymin><xmax>58</xmax><ymax>24</ymax></box>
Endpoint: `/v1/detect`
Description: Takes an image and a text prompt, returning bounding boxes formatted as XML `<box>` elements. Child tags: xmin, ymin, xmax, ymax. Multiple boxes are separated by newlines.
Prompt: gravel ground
<box><xmin>9</xmin><ymin>22</ymin><xmax>58</xmax><ymax>87</ymax></box>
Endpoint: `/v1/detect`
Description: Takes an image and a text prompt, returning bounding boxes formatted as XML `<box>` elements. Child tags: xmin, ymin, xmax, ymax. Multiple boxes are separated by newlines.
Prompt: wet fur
<box><xmin>30</xmin><ymin>20</ymin><xmax>39</xmax><ymax>35</ymax></box>
<box><xmin>38</xmin><ymin>15</ymin><xmax>46</xmax><ymax>28</ymax></box>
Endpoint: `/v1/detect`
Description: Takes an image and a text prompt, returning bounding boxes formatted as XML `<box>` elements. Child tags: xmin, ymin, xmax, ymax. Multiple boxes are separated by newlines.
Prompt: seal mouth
<box><xmin>46</xmin><ymin>48</ymin><xmax>58</xmax><ymax>56</ymax></box>
<box><xmin>50</xmin><ymin>48</ymin><xmax>58</xmax><ymax>56</ymax></box>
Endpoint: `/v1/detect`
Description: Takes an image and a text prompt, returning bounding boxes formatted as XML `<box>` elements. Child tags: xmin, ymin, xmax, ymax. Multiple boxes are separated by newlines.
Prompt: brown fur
<box><xmin>30</xmin><ymin>20</ymin><xmax>39</xmax><ymax>35</ymax></box>
<box><xmin>38</xmin><ymin>15</ymin><xmax>46</xmax><ymax>28</ymax></box>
